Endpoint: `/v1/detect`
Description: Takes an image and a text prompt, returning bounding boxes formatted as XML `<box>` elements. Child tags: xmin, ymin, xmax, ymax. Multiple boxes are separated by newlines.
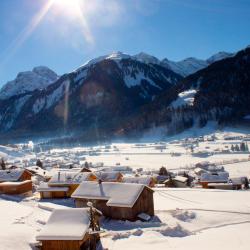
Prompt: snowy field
<box><xmin>1</xmin><ymin>126</ymin><xmax>250</xmax><ymax>249</ymax></box>
<box><xmin>1</xmin><ymin>188</ymin><xmax>250</xmax><ymax>250</ymax></box>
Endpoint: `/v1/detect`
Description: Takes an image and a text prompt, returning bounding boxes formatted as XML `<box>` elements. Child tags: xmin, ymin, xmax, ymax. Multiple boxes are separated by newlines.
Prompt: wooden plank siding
<box><xmin>19</xmin><ymin>170</ymin><xmax>32</xmax><ymax>181</ymax></box>
<box><xmin>74</xmin><ymin>186</ymin><xmax>154</xmax><ymax>221</ymax></box>
<box><xmin>0</xmin><ymin>181</ymin><xmax>32</xmax><ymax>195</ymax></box>
<box><xmin>40</xmin><ymin>232</ymin><xmax>99</xmax><ymax>250</ymax></box>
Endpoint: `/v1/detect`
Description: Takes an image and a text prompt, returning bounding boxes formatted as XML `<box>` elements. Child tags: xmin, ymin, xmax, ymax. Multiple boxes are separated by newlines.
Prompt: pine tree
<box><xmin>159</xmin><ymin>166</ymin><xmax>168</xmax><ymax>176</ymax></box>
<box><xmin>240</xmin><ymin>142</ymin><xmax>246</xmax><ymax>152</ymax></box>
<box><xmin>235</xmin><ymin>144</ymin><xmax>240</xmax><ymax>151</ymax></box>
<box><xmin>231</xmin><ymin>145</ymin><xmax>234</xmax><ymax>151</ymax></box>
<box><xmin>245</xmin><ymin>143</ymin><xmax>249</xmax><ymax>152</ymax></box>
<box><xmin>0</xmin><ymin>158</ymin><xmax>6</xmax><ymax>170</ymax></box>
<box><xmin>36</xmin><ymin>159</ymin><xmax>43</xmax><ymax>169</ymax></box>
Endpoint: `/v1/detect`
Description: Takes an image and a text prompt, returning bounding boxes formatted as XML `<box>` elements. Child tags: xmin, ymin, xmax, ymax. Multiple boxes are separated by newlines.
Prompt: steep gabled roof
<box><xmin>72</xmin><ymin>182</ymin><xmax>152</xmax><ymax>208</ymax></box>
<box><xmin>95</xmin><ymin>171</ymin><xmax>123</xmax><ymax>182</ymax></box>
<box><xmin>48</xmin><ymin>171</ymin><xmax>96</xmax><ymax>186</ymax></box>
<box><xmin>122</xmin><ymin>176</ymin><xmax>152</xmax><ymax>185</ymax></box>
<box><xmin>0</xmin><ymin>169</ymin><xmax>30</xmax><ymax>182</ymax></box>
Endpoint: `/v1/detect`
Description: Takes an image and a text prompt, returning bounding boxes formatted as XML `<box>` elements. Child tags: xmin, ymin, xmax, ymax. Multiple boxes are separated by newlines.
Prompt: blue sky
<box><xmin>0</xmin><ymin>0</ymin><xmax>250</xmax><ymax>86</ymax></box>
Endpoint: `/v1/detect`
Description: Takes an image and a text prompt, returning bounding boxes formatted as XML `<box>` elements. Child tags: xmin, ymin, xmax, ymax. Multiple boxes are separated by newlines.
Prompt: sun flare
<box><xmin>52</xmin><ymin>0</ymin><xmax>82</xmax><ymax>15</ymax></box>
<box><xmin>51</xmin><ymin>0</ymin><xmax>94</xmax><ymax>44</ymax></box>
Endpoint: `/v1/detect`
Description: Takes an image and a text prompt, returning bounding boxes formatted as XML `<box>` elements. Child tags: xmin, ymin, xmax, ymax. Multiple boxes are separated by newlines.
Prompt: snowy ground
<box><xmin>1</xmin><ymin>188</ymin><xmax>250</xmax><ymax>250</ymax></box>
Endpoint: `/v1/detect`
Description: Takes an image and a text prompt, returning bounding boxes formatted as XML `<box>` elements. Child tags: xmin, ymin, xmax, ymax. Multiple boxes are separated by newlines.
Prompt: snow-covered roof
<box><xmin>25</xmin><ymin>166</ymin><xmax>50</xmax><ymax>177</ymax></box>
<box><xmin>72</xmin><ymin>182</ymin><xmax>151</xmax><ymax>208</ymax></box>
<box><xmin>194</xmin><ymin>167</ymin><xmax>207</xmax><ymax>175</ymax></box>
<box><xmin>208</xmin><ymin>165</ymin><xmax>224</xmax><ymax>172</ymax></box>
<box><xmin>122</xmin><ymin>176</ymin><xmax>152</xmax><ymax>185</ymax></box>
<box><xmin>200</xmin><ymin>172</ymin><xmax>229</xmax><ymax>183</ymax></box>
<box><xmin>174</xmin><ymin>176</ymin><xmax>188</xmax><ymax>183</ymax></box>
<box><xmin>0</xmin><ymin>169</ymin><xmax>26</xmax><ymax>182</ymax></box>
<box><xmin>37</xmin><ymin>182</ymin><xmax>69</xmax><ymax>192</ymax></box>
<box><xmin>95</xmin><ymin>171</ymin><xmax>122</xmax><ymax>182</ymax></box>
<box><xmin>36</xmin><ymin>208</ymin><xmax>90</xmax><ymax>241</ymax></box>
<box><xmin>48</xmin><ymin>171</ymin><xmax>96</xmax><ymax>185</ymax></box>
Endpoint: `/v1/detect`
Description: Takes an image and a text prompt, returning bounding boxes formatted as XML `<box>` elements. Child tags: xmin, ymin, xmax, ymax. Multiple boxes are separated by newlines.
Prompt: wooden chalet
<box><xmin>38</xmin><ymin>171</ymin><xmax>97</xmax><ymax>198</ymax></box>
<box><xmin>0</xmin><ymin>169</ymin><xmax>32</xmax><ymax>183</ymax></box>
<box><xmin>36</xmin><ymin>208</ymin><xmax>101</xmax><ymax>250</ymax></box>
<box><xmin>72</xmin><ymin>181</ymin><xmax>154</xmax><ymax>221</ymax></box>
<box><xmin>0</xmin><ymin>180</ymin><xmax>32</xmax><ymax>195</ymax></box>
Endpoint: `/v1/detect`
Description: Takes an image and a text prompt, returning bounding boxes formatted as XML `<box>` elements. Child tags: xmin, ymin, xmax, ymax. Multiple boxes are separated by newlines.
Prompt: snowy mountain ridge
<box><xmin>0</xmin><ymin>49</ymin><xmax>234</xmax><ymax>101</ymax></box>
<box><xmin>206</xmin><ymin>51</ymin><xmax>234</xmax><ymax>64</ymax></box>
<box><xmin>76</xmin><ymin>49</ymin><xmax>234</xmax><ymax>78</ymax></box>
<box><xmin>0</xmin><ymin>66</ymin><xmax>58</xmax><ymax>100</ymax></box>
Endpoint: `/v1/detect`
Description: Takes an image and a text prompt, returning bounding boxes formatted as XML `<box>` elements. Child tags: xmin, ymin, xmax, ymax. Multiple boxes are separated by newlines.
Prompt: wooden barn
<box><xmin>0</xmin><ymin>180</ymin><xmax>32</xmax><ymax>195</ymax></box>
<box><xmin>0</xmin><ymin>169</ymin><xmax>32</xmax><ymax>183</ymax></box>
<box><xmin>199</xmin><ymin>172</ymin><xmax>229</xmax><ymax>188</ymax></box>
<box><xmin>122</xmin><ymin>176</ymin><xmax>157</xmax><ymax>187</ymax></box>
<box><xmin>36</xmin><ymin>208</ymin><xmax>101</xmax><ymax>250</ymax></box>
<box><xmin>72</xmin><ymin>181</ymin><xmax>154</xmax><ymax>221</ymax></box>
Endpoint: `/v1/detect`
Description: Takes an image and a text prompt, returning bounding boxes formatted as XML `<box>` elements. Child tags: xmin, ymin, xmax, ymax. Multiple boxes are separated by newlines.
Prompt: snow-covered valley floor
<box><xmin>1</xmin><ymin>127</ymin><xmax>250</xmax><ymax>249</ymax></box>
<box><xmin>1</xmin><ymin>188</ymin><xmax>250</xmax><ymax>250</ymax></box>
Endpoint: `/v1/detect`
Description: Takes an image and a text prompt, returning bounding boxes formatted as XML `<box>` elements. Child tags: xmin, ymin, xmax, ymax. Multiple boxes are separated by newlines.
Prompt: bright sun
<box><xmin>52</xmin><ymin>0</ymin><xmax>82</xmax><ymax>16</ymax></box>
<box><xmin>50</xmin><ymin>0</ymin><xmax>94</xmax><ymax>44</ymax></box>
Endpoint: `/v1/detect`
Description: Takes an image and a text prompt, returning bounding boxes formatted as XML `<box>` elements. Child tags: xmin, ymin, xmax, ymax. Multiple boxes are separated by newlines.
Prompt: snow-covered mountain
<box><xmin>0</xmin><ymin>53</ymin><xmax>182</xmax><ymax>134</ymax></box>
<box><xmin>128</xmin><ymin>46</ymin><xmax>250</xmax><ymax>135</ymax></box>
<box><xmin>0</xmin><ymin>66</ymin><xmax>58</xmax><ymax>100</ymax></box>
<box><xmin>133</xmin><ymin>51</ymin><xmax>233</xmax><ymax>77</ymax></box>
<box><xmin>206</xmin><ymin>51</ymin><xmax>234</xmax><ymax>64</ymax></box>
<box><xmin>134</xmin><ymin>52</ymin><xmax>161</xmax><ymax>65</ymax></box>
<box><xmin>77</xmin><ymin>50</ymin><xmax>235</xmax><ymax>79</ymax></box>
<box><xmin>0</xmin><ymin>46</ymin><xmax>245</xmax><ymax>140</ymax></box>
<box><xmin>161</xmin><ymin>57</ymin><xmax>209</xmax><ymax>77</ymax></box>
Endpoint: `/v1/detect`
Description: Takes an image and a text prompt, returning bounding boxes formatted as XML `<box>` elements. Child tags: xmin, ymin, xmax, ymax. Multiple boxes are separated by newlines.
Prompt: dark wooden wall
<box><xmin>40</xmin><ymin>233</ymin><xmax>98</xmax><ymax>250</ymax></box>
<box><xmin>75</xmin><ymin>186</ymin><xmax>154</xmax><ymax>221</ymax></box>
<box><xmin>132</xmin><ymin>187</ymin><xmax>154</xmax><ymax>217</ymax></box>
<box><xmin>19</xmin><ymin>170</ymin><xmax>32</xmax><ymax>181</ymax></box>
